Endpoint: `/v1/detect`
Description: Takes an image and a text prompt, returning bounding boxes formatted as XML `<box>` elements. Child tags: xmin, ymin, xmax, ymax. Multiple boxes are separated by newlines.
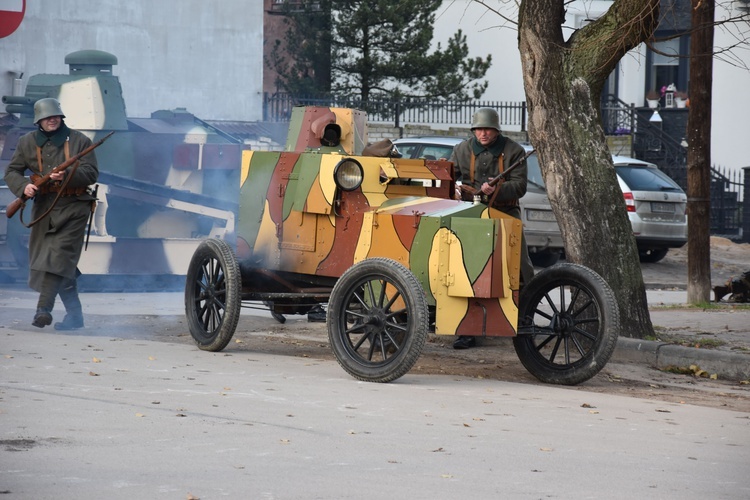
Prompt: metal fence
<box><xmin>263</xmin><ymin>93</ymin><xmax>528</xmax><ymax>130</ymax></box>
<box><xmin>711</xmin><ymin>165</ymin><xmax>745</xmax><ymax>240</ymax></box>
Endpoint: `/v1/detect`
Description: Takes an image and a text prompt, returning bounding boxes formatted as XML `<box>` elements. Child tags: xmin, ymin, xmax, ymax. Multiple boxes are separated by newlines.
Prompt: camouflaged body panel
<box><xmin>237</xmin><ymin>137</ymin><xmax>523</xmax><ymax>337</ymax></box>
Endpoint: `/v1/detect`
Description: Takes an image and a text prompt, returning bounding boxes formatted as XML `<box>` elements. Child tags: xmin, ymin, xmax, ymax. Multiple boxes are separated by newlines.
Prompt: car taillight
<box><xmin>623</xmin><ymin>192</ymin><xmax>635</xmax><ymax>212</ymax></box>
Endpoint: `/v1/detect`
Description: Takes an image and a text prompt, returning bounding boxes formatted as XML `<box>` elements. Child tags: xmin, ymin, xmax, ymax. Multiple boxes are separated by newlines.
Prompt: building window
<box><xmin>647</xmin><ymin>35</ymin><xmax>690</xmax><ymax>95</ymax></box>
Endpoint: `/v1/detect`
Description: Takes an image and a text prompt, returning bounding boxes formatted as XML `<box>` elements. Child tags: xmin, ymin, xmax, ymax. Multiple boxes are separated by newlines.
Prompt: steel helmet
<box><xmin>33</xmin><ymin>98</ymin><xmax>65</xmax><ymax>124</ymax></box>
<box><xmin>471</xmin><ymin>107</ymin><xmax>500</xmax><ymax>132</ymax></box>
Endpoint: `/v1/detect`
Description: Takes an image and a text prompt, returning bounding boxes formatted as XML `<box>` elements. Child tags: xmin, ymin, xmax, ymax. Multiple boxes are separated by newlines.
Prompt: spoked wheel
<box><xmin>327</xmin><ymin>258</ymin><xmax>428</xmax><ymax>383</ymax></box>
<box><xmin>514</xmin><ymin>263</ymin><xmax>620</xmax><ymax>385</ymax></box>
<box><xmin>184</xmin><ymin>238</ymin><xmax>242</xmax><ymax>351</ymax></box>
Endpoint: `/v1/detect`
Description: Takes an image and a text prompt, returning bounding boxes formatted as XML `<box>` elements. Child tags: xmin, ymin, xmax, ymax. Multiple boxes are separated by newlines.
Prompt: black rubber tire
<box><xmin>184</xmin><ymin>238</ymin><xmax>242</xmax><ymax>351</ymax></box>
<box><xmin>327</xmin><ymin>258</ymin><xmax>428</xmax><ymax>383</ymax></box>
<box><xmin>529</xmin><ymin>249</ymin><xmax>562</xmax><ymax>268</ymax></box>
<box><xmin>513</xmin><ymin>263</ymin><xmax>620</xmax><ymax>385</ymax></box>
<box><xmin>639</xmin><ymin>248</ymin><xmax>669</xmax><ymax>263</ymax></box>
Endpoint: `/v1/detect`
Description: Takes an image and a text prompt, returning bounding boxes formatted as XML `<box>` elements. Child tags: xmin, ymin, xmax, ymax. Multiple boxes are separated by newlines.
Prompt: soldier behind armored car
<box><xmin>4</xmin><ymin>98</ymin><xmax>99</xmax><ymax>330</ymax></box>
<box><xmin>449</xmin><ymin>107</ymin><xmax>535</xmax><ymax>349</ymax></box>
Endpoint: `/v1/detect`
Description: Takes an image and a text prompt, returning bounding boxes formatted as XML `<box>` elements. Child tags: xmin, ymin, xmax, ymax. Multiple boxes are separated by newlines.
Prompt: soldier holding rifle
<box><xmin>450</xmin><ymin>107</ymin><xmax>535</xmax><ymax>349</ymax></box>
<box><xmin>4</xmin><ymin>98</ymin><xmax>99</xmax><ymax>330</ymax></box>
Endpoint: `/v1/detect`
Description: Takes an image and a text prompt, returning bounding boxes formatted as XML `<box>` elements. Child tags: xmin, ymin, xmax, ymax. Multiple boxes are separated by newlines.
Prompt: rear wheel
<box><xmin>185</xmin><ymin>238</ymin><xmax>241</xmax><ymax>351</ymax></box>
<box><xmin>514</xmin><ymin>263</ymin><xmax>619</xmax><ymax>385</ymax></box>
<box><xmin>327</xmin><ymin>258</ymin><xmax>428</xmax><ymax>383</ymax></box>
<box><xmin>639</xmin><ymin>248</ymin><xmax>668</xmax><ymax>263</ymax></box>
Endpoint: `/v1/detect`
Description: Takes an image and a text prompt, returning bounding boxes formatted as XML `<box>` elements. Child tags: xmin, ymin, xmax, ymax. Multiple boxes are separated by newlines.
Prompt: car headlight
<box><xmin>333</xmin><ymin>158</ymin><xmax>364</xmax><ymax>191</ymax></box>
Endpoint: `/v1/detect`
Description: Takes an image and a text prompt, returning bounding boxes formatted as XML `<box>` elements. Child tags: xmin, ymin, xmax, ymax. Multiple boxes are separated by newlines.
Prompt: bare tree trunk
<box><xmin>518</xmin><ymin>0</ymin><xmax>660</xmax><ymax>338</ymax></box>
<box><xmin>685</xmin><ymin>0</ymin><xmax>714</xmax><ymax>304</ymax></box>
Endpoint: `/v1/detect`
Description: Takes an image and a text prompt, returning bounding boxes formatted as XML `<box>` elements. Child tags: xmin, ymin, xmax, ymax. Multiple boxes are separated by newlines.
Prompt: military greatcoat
<box><xmin>4</xmin><ymin>124</ymin><xmax>98</xmax><ymax>291</ymax></box>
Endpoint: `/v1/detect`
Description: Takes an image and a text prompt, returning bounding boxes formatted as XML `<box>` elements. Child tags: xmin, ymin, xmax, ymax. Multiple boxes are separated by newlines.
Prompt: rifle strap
<box><xmin>23</xmin><ymin>141</ymin><xmax>79</xmax><ymax>229</ymax></box>
<box><xmin>488</xmin><ymin>152</ymin><xmax>519</xmax><ymax>209</ymax></box>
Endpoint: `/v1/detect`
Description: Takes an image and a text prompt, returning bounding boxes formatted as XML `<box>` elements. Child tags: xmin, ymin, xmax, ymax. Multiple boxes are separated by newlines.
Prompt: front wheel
<box><xmin>327</xmin><ymin>258</ymin><xmax>428</xmax><ymax>383</ymax></box>
<box><xmin>184</xmin><ymin>238</ymin><xmax>242</xmax><ymax>351</ymax></box>
<box><xmin>514</xmin><ymin>263</ymin><xmax>620</xmax><ymax>385</ymax></box>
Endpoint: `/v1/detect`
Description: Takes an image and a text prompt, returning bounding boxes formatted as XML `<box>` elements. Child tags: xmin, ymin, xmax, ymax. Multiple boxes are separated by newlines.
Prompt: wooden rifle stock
<box><xmin>5</xmin><ymin>131</ymin><xmax>114</xmax><ymax>219</ymax></box>
<box><xmin>458</xmin><ymin>148</ymin><xmax>535</xmax><ymax>201</ymax></box>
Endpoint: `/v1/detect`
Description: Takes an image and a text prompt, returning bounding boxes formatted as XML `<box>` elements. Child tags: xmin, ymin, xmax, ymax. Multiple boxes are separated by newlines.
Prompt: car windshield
<box><xmin>616</xmin><ymin>165</ymin><xmax>682</xmax><ymax>191</ymax></box>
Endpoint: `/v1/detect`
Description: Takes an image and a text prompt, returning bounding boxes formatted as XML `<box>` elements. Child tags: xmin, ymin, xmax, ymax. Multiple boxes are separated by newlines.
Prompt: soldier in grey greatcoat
<box><xmin>4</xmin><ymin>98</ymin><xmax>98</xmax><ymax>330</ymax></box>
<box><xmin>449</xmin><ymin>107</ymin><xmax>534</xmax><ymax>349</ymax></box>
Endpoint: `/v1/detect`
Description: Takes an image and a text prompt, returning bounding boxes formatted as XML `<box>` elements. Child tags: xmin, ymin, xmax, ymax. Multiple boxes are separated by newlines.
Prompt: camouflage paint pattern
<box><xmin>238</xmin><ymin>107</ymin><xmax>522</xmax><ymax>337</ymax></box>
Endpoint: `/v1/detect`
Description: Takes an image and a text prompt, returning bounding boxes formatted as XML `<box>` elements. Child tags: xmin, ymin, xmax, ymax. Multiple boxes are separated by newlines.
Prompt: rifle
<box><xmin>6</xmin><ymin>131</ymin><xmax>114</xmax><ymax>219</ymax></box>
<box><xmin>458</xmin><ymin>148</ymin><xmax>536</xmax><ymax>203</ymax></box>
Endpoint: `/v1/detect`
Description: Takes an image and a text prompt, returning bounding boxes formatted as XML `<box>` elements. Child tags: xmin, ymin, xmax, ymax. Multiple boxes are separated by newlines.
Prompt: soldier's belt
<box><xmin>37</xmin><ymin>183</ymin><xmax>89</xmax><ymax>197</ymax></box>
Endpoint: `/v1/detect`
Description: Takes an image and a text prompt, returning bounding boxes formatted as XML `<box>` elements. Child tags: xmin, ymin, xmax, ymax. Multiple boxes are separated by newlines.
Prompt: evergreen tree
<box><xmin>268</xmin><ymin>0</ymin><xmax>491</xmax><ymax>100</ymax></box>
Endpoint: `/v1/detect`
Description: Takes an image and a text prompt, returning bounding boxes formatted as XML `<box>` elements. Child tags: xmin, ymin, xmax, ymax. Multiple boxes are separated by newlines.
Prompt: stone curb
<box><xmin>613</xmin><ymin>337</ymin><xmax>750</xmax><ymax>381</ymax></box>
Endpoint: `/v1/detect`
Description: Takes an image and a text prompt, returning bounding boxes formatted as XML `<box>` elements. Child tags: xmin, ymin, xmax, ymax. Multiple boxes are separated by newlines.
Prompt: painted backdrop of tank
<box><xmin>1</xmin><ymin>50</ymin><xmax>240</xmax><ymax>289</ymax></box>
<box><xmin>184</xmin><ymin>106</ymin><xmax>621</xmax><ymax>386</ymax></box>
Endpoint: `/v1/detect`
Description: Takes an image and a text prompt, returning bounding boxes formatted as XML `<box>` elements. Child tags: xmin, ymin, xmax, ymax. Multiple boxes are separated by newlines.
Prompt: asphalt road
<box><xmin>1</xmin><ymin>288</ymin><xmax>749</xmax><ymax>499</ymax></box>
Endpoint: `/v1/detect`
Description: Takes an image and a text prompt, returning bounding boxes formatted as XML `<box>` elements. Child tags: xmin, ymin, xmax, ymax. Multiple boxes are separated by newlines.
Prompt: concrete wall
<box><xmin>0</xmin><ymin>0</ymin><xmax>263</xmax><ymax>121</ymax></box>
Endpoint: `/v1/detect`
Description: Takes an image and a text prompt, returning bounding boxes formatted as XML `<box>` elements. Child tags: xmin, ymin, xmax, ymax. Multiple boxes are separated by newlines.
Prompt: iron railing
<box><xmin>263</xmin><ymin>92</ymin><xmax>527</xmax><ymax>130</ymax></box>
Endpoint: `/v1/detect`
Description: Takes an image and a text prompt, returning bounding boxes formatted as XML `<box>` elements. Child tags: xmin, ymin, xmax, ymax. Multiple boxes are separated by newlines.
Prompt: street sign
<box><xmin>0</xmin><ymin>0</ymin><xmax>25</xmax><ymax>38</ymax></box>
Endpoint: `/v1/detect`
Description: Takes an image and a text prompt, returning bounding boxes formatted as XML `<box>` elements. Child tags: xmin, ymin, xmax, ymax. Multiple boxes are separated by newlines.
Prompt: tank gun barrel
<box><xmin>2</xmin><ymin>95</ymin><xmax>37</xmax><ymax>105</ymax></box>
<box><xmin>3</xmin><ymin>104</ymin><xmax>33</xmax><ymax>115</ymax></box>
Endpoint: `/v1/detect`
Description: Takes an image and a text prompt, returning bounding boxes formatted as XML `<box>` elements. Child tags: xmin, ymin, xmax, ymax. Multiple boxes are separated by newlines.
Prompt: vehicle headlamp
<box><xmin>333</xmin><ymin>158</ymin><xmax>364</xmax><ymax>191</ymax></box>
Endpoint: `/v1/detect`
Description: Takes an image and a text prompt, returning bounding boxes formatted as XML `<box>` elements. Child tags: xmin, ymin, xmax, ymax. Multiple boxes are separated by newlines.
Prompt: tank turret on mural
<box><xmin>1</xmin><ymin>50</ymin><xmax>240</xmax><ymax>289</ymax></box>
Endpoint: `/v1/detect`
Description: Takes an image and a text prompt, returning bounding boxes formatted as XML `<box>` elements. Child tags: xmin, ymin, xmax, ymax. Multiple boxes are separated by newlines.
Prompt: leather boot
<box><xmin>32</xmin><ymin>309</ymin><xmax>53</xmax><ymax>328</ymax></box>
<box><xmin>55</xmin><ymin>280</ymin><xmax>84</xmax><ymax>330</ymax></box>
<box><xmin>54</xmin><ymin>312</ymin><xmax>84</xmax><ymax>331</ymax></box>
<box><xmin>33</xmin><ymin>273</ymin><xmax>63</xmax><ymax>328</ymax></box>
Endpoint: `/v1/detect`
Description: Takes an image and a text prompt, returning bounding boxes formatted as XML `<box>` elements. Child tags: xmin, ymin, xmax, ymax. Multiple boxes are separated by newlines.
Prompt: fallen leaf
<box><xmin>280</xmin><ymin>439</ymin><xmax>290</xmax><ymax>444</ymax></box>
<box><xmin>588</xmin><ymin>410</ymin><xmax>600</xmax><ymax>414</ymax></box>
<box><xmin>92</xmin><ymin>357</ymin><xmax>101</xmax><ymax>363</ymax></box>
<box><xmin>581</xmin><ymin>403</ymin><xmax>596</xmax><ymax>408</ymax></box>
<box><xmin>88</xmin><ymin>371</ymin><xmax>99</xmax><ymax>376</ymax></box>
<box><xmin>135</xmin><ymin>413</ymin><xmax>145</xmax><ymax>417</ymax></box>
<box><xmin>234</xmin><ymin>339</ymin><xmax>243</xmax><ymax>343</ymax></box>
<box><xmin>539</xmin><ymin>448</ymin><xmax>553</xmax><ymax>452</ymax></box>
<box><xmin>186</xmin><ymin>494</ymin><xmax>200</xmax><ymax>500</ymax></box>
<box><xmin>440</xmin><ymin>474</ymin><xmax>453</xmax><ymax>479</ymax></box>
<box><xmin>148</xmin><ymin>356</ymin><xmax>156</xmax><ymax>361</ymax></box>
<box><xmin>710</xmin><ymin>373</ymin><xmax>718</xmax><ymax>380</ymax></box>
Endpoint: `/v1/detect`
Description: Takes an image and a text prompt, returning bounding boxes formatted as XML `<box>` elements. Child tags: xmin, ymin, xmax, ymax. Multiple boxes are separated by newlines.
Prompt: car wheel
<box><xmin>327</xmin><ymin>258</ymin><xmax>428</xmax><ymax>383</ymax></box>
<box><xmin>639</xmin><ymin>248</ymin><xmax>669</xmax><ymax>263</ymax></box>
<box><xmin>514</xmin><ymin>263</ymin><xmax>620</xmax><ymax>385</ymax></box>
<box><xmin>184</xmin><ymin>238</ymin><xmax>242</xmax><ymax>351</ymax></box>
